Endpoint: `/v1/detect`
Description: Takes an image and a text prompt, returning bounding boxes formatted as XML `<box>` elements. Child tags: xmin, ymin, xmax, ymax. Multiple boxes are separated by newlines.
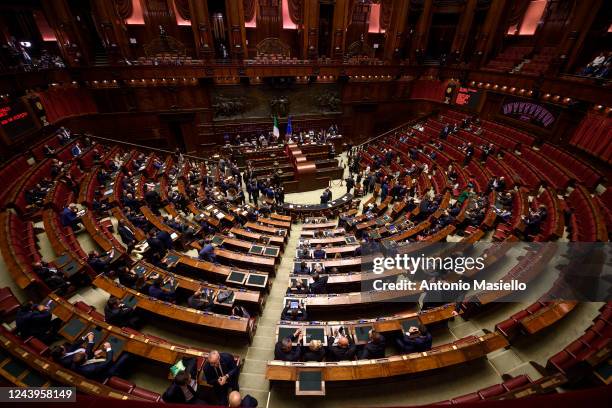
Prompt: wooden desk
<box><xmin>302</xmin><ymin>221</ymin><xmax>338</xmax><ymax>230</ymax></box>
<box><xmin>301</xmin><ymin>228</ymin><xmax>346</xmax><ymax>237</ymax></box>
<box><xmin>215</xmin><ymin>235</ymin><xmax>281</xmax><ymax>258</ymax></box>
<box><xmin>93</xmin><ymin>275</ymin><xmax>255</xmax><ymax>339</ymax></box>
<box><xmin>258</xmin><ymin>217</ymin><xmax>291</xmax><ymax>229</ymax></box>
<box><xmin>214</xmin><ymin>247</ymin><xmax>277</xmax><ymax>273</ymax></box>
<box><xmin>0</xmin><ymin>328</ymin><xmax>139</xmax><ymax>400</ymax></box>
<box><xmin>271</xmin><ymin>213</ymin><xmax>293</xmax><ymax>222</ymax></box>
<box><xmin>245</xmin><ymin>222</ymin><xmax>287</xmax><ymax>238</ymax></box>
<box><xmin>299</xmin><ymin>236</ymin><xmax>355</xmax><ymax>246</ymax></box>
<box><xmin>229</xmin><ymin>227</ymin><xmax>285</xmax><ymax>248</ymax></box>
<box><xmin>266</xmin><ymin>332</ymin><xmax>508</xmax><ymax>382</ymax></box>
<box><xmin>520</xmin><ymin>301</ymin><xmax>577</xmax><ymax>335</ymax></box>
<box><xmin>133</xmin><ymin>261</ymin><xmax>262</xmax><ymax>308</ymax></box>
<box><xmin>165</xmin><ymin>251</ymin><xmax>270</xmax><ymax>291</ymax></box>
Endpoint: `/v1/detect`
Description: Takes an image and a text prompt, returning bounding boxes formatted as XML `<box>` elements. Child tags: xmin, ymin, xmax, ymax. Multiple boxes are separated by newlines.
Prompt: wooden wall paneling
<box><xmin>383</xmin><ymin>0</ymin><xmax>410</xmax><ymax>62</ymax></box>
<box><xmin>331</xmin><ymin>0</ymin><xmax>350</xmax><ymax>59</ymax></box>
<box><xmin>557</xmin><ymin>0</ymin><xmax>604</xmax><ymax>73</ymax></box>
<box><xmin>301</xmin><ymin>0</ymin><xmax>319</xmax><ymax>60</ymax></box>
<box><xmin>472</xmin><ymin>0</ymin><xmax>508</xmax><ymax>66</ymax></box>
<box><xmin>255</xmin><ymin>0</ymin><xmax>281</xmax><ymax>43</ymax></box>
<box><xmin>411</xmin><ymin>0</ymin><xmax>433</xmax><ymax>62</ymax></box>
<box><xmin>225</xmin><ymin>0</ymin><xmax>248</xmax><ymax>59</ymax></box>
<box><xmin>450</xmin><ymin>0</ymin><xmax>477</xmax><ymax>62</ymax></box>
<box><xmin>41</xmin><ymin>0</ymin><xmax>92</xmax><ymax>66</ymax></box>
<box><xmin>90</xmin><ymin>0</ymin><xmax>132</xmax><ymax>63</ymax></box>
<box><xmin>188</xmin><ymin>0</ymin><xmax>214</xmax><ymax>58</ymax></box>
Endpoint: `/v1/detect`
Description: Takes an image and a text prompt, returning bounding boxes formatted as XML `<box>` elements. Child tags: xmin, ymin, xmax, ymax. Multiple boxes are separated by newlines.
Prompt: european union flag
<box><xmin>286</xmin><ymin>115</ymin><xmax>293</xmax><ymax>136</ymax></box>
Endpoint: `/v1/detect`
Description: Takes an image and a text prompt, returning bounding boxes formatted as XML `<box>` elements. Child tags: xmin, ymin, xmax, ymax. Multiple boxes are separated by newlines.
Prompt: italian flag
<box><xmin>273</xmin><ymin>115</ymin><xmax>280</xmax><ymax>138</ymax></box>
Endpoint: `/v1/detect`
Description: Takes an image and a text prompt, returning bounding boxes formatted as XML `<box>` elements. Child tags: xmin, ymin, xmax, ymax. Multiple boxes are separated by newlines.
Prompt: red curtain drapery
<box><xmin>569</xmin><ymin>113</ymin><xmax>612</xmax><ymax>164</ymax></box>
<box><xmin>37</xmin><ymin>88</ymin><xmax>97</xmax><ymax>124</ymax></box>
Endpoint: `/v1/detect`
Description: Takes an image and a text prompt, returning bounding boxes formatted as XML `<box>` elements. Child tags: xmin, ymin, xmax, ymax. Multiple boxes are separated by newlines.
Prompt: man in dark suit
<box><xmin>396</xmin><ymin>325</ymin><xmax>433</xmax><ymax>354</ymax></box>
<box><xmin>144</xmin><ymin>186</ymin><xmax>162</xmax><ymax>214</ymax></box>
<box><xmin>204</xmin><ymin>350</ymin><xmax>240</xmax><ymax>406</ymax></box>
<box><xmin>327</xmin><ymin>335</ymin><xmax>356</xmax><ymax>361</ymax></box>
<box><xmin>146</xmin><ymin>230</ymin><xmax>166</xmax><ymax>259</ymax></box>
<box><xmin>309</xmin><ymin>273</ymin><xmax>328</xmax><ymax>294</ymax></box>
<box><xmin>104</xmin><ymin>296</ymin><xmax>139</xmax><ymax>328</ymax></box>
<box><xmin>15</xmin><ymin>302</ymin><xmax>60</xmax><ymax>344</ymax></box>
<box><xmin>312</xmin><ymin>244</ymin><xmax>326</xmax><ymax>259</ymax></box>
<box><xmin>229</xmin><ymin>391</ymin><xmax>258</xmax><ymax>407</ymax></box>
<box><xmin>32</xmin><ymin>261</ymin><xmax>70</xmax><ymax>293</ymax></box>
<box><xmin>274</xmin><ymin>329</ymin><xmax>302</xmax><ymax>362</ymax></box>
<box><xmin>72</xmin><ymin>342</ymin><xmax>131</xmax><ymax>380</ymax></box>
<box><xmin>358</xmin><ymin>330</ymin><xmax>386</xmax><ymax>359</ymax></box>
<box><xmin>117</xmin><ymin>220</ymin><xmax>136</xmax><ymax>248</ymax></box>
<box><xmin>50</xmin><ymin>331</ymin><xmax>95</xmax><ymax>368</ymax></box>
<box><xmin>162</xmin><ymin>370</ymin><xmax>203</xmax><ymax>404</ymax></box>
<box><xmin>87</xmin><ymin>250</ymin><xmax>113</xmax><ymax>274</ymax></box>
<box><xmin>156</xmin><ymin>229</ymin><xmax>173</xmax><ymax>251</ymax></box>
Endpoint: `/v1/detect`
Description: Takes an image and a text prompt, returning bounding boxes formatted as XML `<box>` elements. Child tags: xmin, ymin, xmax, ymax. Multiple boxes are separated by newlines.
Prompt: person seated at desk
<box><xmin>281</xmin><ymin>301</ymin><xmax>308</xmax><ymax>321</ymax></box>
<box><xmin>396</xmin><ymin>325</ymin><xmax>432</xmax><ymax>354</ymax></box>
<box><xmin>122</xmin><ymin>192</ymin><xmax>141</xmax><ymax>212</ymax></box>
<box><xmin>204</xmin><ymin>350</ymin><xmax>240</xmax><ymax>406</ymax></box>
<box><xmin>117</xmin><ymin>266</ymin><xmax>139</xmax><ymax>289</ymax></box>
<box><xmin>60</xmin><ymin>204</ymin><xmax>84</xmax><ymax>231</ymax></box>
<box><xmin>97</xmin><ymin>168</ymin><xmax>110</xmax><ymax>185</ymax></box>
<box><xmin>148</xmin><ymin>276</ymin><xmax>176</xmax><ymax>302</ymax></box>
<box><xmin>104</xmin><ymin>296</ymin><xmax>140</xmax><ymax>328</ymax></box>
<box><xmin>522</xmin><ymin>205</ymin><xmax>547</xmax><ymax>237</ymax></box>
<box><xmin>71</xmin><ymin>341</ymin><xmax>131</xmax><ymax>381</ymax></box>
<box><xmin>43</xmin><ymin>144</ymin><xmax>56</xmax><ymax>157</ymax></box>
<box><xmin>198</xmin><ymin>239</ymin><xmax>217</xmax><ymax>263</ymax></box>
<box><xmin>70</xmin><ymin>142</ymin><xmax>82</xmax><ymax>157</ymax></box>
<box><xmin>313</xmin><ymin>244</ymin><xmax>326</xmax><ymax>259</ymax></box>
<box><xmin>302</xmin><ymin>339</ymin><xmax>326</xmax><ymax>362</ymax></box>
<box><xmin>229</xmin><ymin>391</ymin><xmax>258</xmax><ymax>408</ymax></box>
<box><xmin>358</xmin><ymin>330</ymin><xmax>386</xmax><ymax>360</ymax></box>
<box><xmin>327</xmin><ymin>333</ymin><xmax>356</xmax><ymax>361</ymax></box>
<box><xmin>162</xmin><ymin>370</ymin><xmax>205</xmax><ymax>404</ymax></box>
<box><xmin>51</xmin><ymin>331</ymin><xmax>95</xmax><ymax>368</ymax></box>
<box><xmin>274</xmin><ymin>329</ymin><xmax>303</xmax><ymax>362</ymax></box>
<box><xmin>144</xmin><ymin>185</ymin><xmax>163</xmax><ymax>214</ymax></box>
<box><xmin>15</xmin><ymin>302</ymin><xmax>61</xmax><ymax>344</ymax></box>
<box><xmin>287</xmin><ymin>280</ymin><xmax>309</xmax><ymax>295</ymax></box>
<box><xmin>87</xmin><ymin>250</ymin><xmax>114</xmax><ymax>275</ymax></box>
<box><xmin>309</xmin><ymin>273</ymin><xmax>328</xmax><ymax>294</ymax></box>
<box><xmin>32</xmin><ymin>261</ymin><xmax>71</xmax><ymax>294</ymax></box>
<box><xmin>187</xmin><ymin>288</ymin><xmax>215</xmax><ymax>311</ymax></box>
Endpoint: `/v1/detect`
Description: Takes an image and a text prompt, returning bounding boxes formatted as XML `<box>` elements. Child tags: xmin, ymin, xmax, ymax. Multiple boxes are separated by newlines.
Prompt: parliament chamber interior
<box><xmin>0</xmin><ymin>0</ymin><xmax>610</xmax><ymax>407</ymax></box>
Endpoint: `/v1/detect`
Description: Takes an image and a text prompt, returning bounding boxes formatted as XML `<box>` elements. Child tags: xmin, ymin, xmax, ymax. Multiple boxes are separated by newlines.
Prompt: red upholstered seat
<box><xmin>0</xmin><ymin>287</ymin><xmax>21</xmax><ymax>321</ymax></box>
<box><xmin>89</xmin><ymin>310</ymin><xmax>105</xmax><ymax>321</ymax></box>
<box><xmin>23</xmin><ymin>336</ymin><xmax>50</xmax><ymax>356</ymax></box>
<box><xmin>451</xmin><ymin>392</ymin><xmax>481</xmax><ymax>404</ymax></box>
<box><xmin>495</xmin><ymin>318</ymin><xmax>519</xmax><ymax>338</ymax></box>
<box><xmin>548</xmin><ymin>350</ymin><xmax>578</xmax><ymax>373</ymax></box>
<box><xmin>503</xmin><ymin>375</ymin><xmax>531</xmax><ymax>391</ymax></box>
<box><xmin>131</xmin><ymin>387</ymin><xmax>161</xmax><ymax>402</ymax></box>
<box><xmin>104</xmin><ymin>376</ymin><xmax>135</xmax><ymax>393</ymax></box>
<box><xmin>74</xmin><ymin>301</ymin><xmax>94</xmax><ymax>314</ymax></box>
<box><xmin>565</xmin><ymin>340</ymin><xmax>588</xmax><ymax>358</ymax></box>
<box><xmin>478</xmin><ymin>384</ymin><xmax>506</xmax><ymax>399</ymax></box>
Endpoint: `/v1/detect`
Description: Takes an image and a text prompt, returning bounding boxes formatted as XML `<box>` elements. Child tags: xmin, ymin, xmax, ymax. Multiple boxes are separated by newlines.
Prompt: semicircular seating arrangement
<box><xmin>2</xmin><ymin>102</ymin><xmax>608</xmax><ymax>407</ymax></box>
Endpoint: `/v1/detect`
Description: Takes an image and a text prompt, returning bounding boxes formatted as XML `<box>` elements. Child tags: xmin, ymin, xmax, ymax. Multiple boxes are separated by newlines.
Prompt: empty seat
<box><xmin>104</xmin><ymin>376</ymin><xmax>135</xmax><ymax>393</ymax></box>
<box><xmin>131</xmin><ymin>387</ymin><xmax>162</xmax><ymax>402</ymax></box>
